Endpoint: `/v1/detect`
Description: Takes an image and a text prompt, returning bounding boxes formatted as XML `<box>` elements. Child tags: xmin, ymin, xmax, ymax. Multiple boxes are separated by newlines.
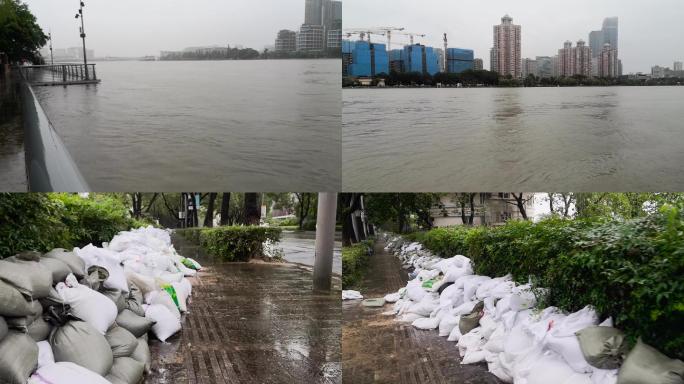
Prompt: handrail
<box><xmin>20</xmin><ymin>63</ymin><xmax>98</xmax><ymax>83</ymax></box>
<box><xmin>20</xmin><ymin>80</ymin><xmax>90</xmax><ymax>191</ymax></box>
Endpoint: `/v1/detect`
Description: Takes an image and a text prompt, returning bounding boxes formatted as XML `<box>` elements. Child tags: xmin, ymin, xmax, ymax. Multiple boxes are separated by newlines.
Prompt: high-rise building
<box><xmin>522</xmin><ymin>58</ymin><xmax>538</xmax><ymax>77</ymax></box>
<box><xmin>491</xmin><ymin>15</ymin><xmax>522</xmax><ymax>78</ymax></box>
<box><xmin>602</xmin><ymin>17</ymin><xmax>619</xmax><ymax>53</ymax></box>
<box><xmin>652</xmin><ymin>65</ymin><xmax>666</xmax><ymax>79</ymax></box>
<box><xmin>598</xmin><ymin>43</ymin><xmax>619</xmax><ymax>78</ymax></box>
<box><xmin>446</xmin><ymin>48</ymin><xmax>474</xmax><ymax>74</ymax></box>
<box><xmin>589</xmin><ymin>30</ymin><xmax>603</xmax><ymax>58</ymax></box>
<box><xmin>297</xmin><ymin>24</ymin><xmax>325</xmax><ymax>51</ymax></box>
<box><xmin>434</xmin><ymin>48</ymin><xmax>445</xmax><ymax>73</ymax></box>
<box><xmin>675</xmin><ymin>61</ymin><xmax>683</xmax><ymax>71</ymax></box>
<box><xmin>389</xmin><ymin>49</ymin><xmax>405</xmax><ymax>73</ymax></box>
<box><xmin>347</xmin><ymin>41</ymin><xmax>388</xmax><ymax>77</ymax></box>
<box><xmin>342</xmin><ymin>40</ymin><xmax>354</xmax><ymax>76</ymax></box>
<box><xmin>575</xmin><ymin>40</ymin><xmax>592</xmax><ymax>76</ymax></box>
<box><xmin>558</xmin><ymin>40</ymin><xmax>591</xmax><ymax>77</ymax></box>
<box><xmin>473</xmin><ymin>58</ymin><xmax>483</xmax><ymax>71</ymax></box>
<box><xmin>558</xmin><ymin>41</ymin><xmax>575</xmax><ymax>77</ymax></box>
<box><xmin>552</xmin><ymin>55</ymin><xmax>560</xmax><ymax>78</ymax></box>
<box><xmin>275</xmin><ymin>30</ymin><xmax>297</xmax><ymax>52</ymax></box>
<box><xmin>304</xmin><ymin>0</ymin><xmax>323</xmax><ymax>25</ymax></box>
<box><xmin>535</xmin><ymin>56</ymin><xmax>553</xmax><ymax>78</ymax></box>
<box><xmin>403</xmin><ymin>44</ymin><xmax>440</xmax><ymax>76</ymax></box>
<box><xmin>327</xmin><ymin>29</ymin><xmax>341</xmax><ymax>49</ymax></box>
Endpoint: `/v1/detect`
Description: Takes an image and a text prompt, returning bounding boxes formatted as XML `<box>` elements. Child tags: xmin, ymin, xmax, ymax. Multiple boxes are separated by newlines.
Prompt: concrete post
<box><xmin>313</xmin><ymin>192</ymin><xmax>337</xmax><ymax>291</ymax></box>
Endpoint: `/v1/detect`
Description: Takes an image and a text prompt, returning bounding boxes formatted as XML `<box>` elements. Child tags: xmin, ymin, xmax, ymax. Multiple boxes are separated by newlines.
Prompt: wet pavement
<box><xmin>0</xmin><ymin>71</ymin><xmax>27</xmax><ymax>191</ymax></box>
<box><xmin>147</xmin><ymin>234</ymin><xmax>341</xmax><ymax>384</ymax></box>
<box><xmin>342</xmin><ymin>241</ymin><xmax>503</xmax><ymax>384</ymax></box>
<box><xmin>280</xmin><ymin>231</ymin><xmax>342</xmax><ymax>275</ymax></box>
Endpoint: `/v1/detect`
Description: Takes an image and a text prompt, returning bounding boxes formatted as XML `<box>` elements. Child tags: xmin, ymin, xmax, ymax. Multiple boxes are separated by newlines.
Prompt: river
<box><xmin>33</xmin><ymin>59</ymin><xmax>340</xmax><ymax>191</ymax></box>
<box><xmin>343</xmin><ymin>86</ymin><xmax>684</xmax><ymax>191</ymax></box>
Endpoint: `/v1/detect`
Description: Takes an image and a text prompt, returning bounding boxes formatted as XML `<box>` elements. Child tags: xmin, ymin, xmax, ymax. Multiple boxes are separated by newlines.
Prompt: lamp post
<box><xmin>75</xmin><ymin>1</ymin><xmax>88</xmax><ymax>80</ymax></box>
<box><xmin>48</xmin><ymin>31</ymin><xmax>54</xmax><ymax>66</ymax></box>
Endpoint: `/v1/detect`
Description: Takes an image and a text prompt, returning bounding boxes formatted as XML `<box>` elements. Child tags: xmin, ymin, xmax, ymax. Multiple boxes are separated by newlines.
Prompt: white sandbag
<box><xmin>463</xmin><ymin>276</ymin><xmax>491</xmax><ymax>301</ymax></box>
<box><xmin>171</xmin><ymin>281</ymin><xmax>190</xmax><ymax>313</ymax></box>
<box><xmin>544</xmin><ymin>333</ymin><xmax>594</xmax><ymax>373</ymax></box>
<box><xmin>397</xmin><ymin>313</ymin><xmax>423</xmax><ymax>323</ymax></box>
<box><xmin>342</xmin><ymin>290</ymin><xmax>363</xmax><ymax>300</ymax></box>
<box><xmin>36</xmin><ymin>341</ymin><xmax>55</xmax><ymax>369</ymax></box>
<box><xmin>447</xmin><ymin>321</ymin><xmax>463</xmax><ymax>342</ymax></box>
<box><xmin>495</xmin><ymin>295</ymin><xmax>512</xmax><ymax>320</ymax></box>
<box><xmin>483</xmin><ymin>325</ymin><xmax>506</xmax><ymax>353</ymax></box>
<box><xmin>462</xmin><ymin>349</ymin><xmax>487</xmax><ymax>365</ymax></box>
<box><xmin>145</xmin><ymin>290</ymin><xmax>181</xmax><ymax>320</ymax></box>
<box><xmin>30</xmin><ymin>362</ymin><xmax>111</xmax><ymax>384</ymax></box>
<box><xmin>457</xmin><ymin>327</ymin><xmax>485</xmax><ymax>357</ymax></box>
<box><xmin>406</xmin><ymin>280</ymin><xmax>427</xmax><ymax>302</ymax></box>
<box><xmin>145</xmin><ymin>304</ymin><xmax>181</xmax><ymax>342</ymax></box>
<box><xmin>412</xmin><ymin>317</ymin><xmax>440</xmax><ymax>330</ymax></box>
<box><xmin>550</xmin><ymin>306</ymin><xmax>599</xmax><ymax>337</ymax></box>
<box><xmin>56</xmin><ymin>280</ymin><xmax>118</xmax><ymax>334</ymax></box>
<box><xmin>74</xmin><ymin>245</ymin><xmax>128</xmax><ymax>293</ymax></box>
<box><xmin>509</xmin><ymin>284</ymin><xmax>537</xmax><ymax>311</ymax></box>
<box><xmin>438</xmin><ymin>313</ymin><xmax>460</xmax><ymax>337</ymax></box>
<box><xmin>526</xmin><ymin>353</ymin><xmax>593</xmax><ymax>384</ymax></box>
<box><xmin>384</xmin><ymin>292</ymin><xmax>401</xmax><ymax>303</ymax></box>
<box><xmin>407</xmin><ymin>294</ymin><xmax>439</xmax><ymax>317</ymax></box>
<box><xmin>453</xmin><ymin>300</ymin><xmax>477</xmax><ymax>316</ymax></box>
<box><xmin>124</xmin><ymin>271</ymin><xmax>157</xmax><ymax>296</ymax></box>
<box><xmin>591</xmin><ymin>368</ymin><xmax>618</xmax><ymax>384</ymax></box>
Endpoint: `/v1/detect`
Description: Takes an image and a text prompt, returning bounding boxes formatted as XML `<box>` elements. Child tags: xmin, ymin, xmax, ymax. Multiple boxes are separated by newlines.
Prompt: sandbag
<box><xmin>146</xmin><ymin>290</ymin><xmax>181</xmax><ymax>319</ymax></box>
<box><xmin>145</xmin><ymin>304</ymin><xmax>181</xmax><ymax>342</ymax></box>
<box><xmin>0</xmin><ymin>259</ymin><xmax>52</xmax><ymax>299</ymax></box>
<box><xmin>5</xmin><ymin>300</ymin><xmax>43</xmax><ymax>331</ymax></box>
<box><xmin>577</xmin><ymin>326</ymin><xmax>629</xmax><ymax>370</ymax></box>
<box><xmin>37</xmin><ymin>257</ymin><xmax>72</xmax><ymax>285</ymax></box>
<box><xmin>31</xmin><ymin>362</ymin><xmax>111</xmax><ymax>384</ymax></box>
<box><xmin>527</xmin><ymin>353</ymin><xmax>592</xmax><ymax>384</ymax></box>
<box><xmin>106</xmin><ymin>326</ymin><xmax>139</xmax><ymax>358</ymax></box>
<box><xmin>0</xmin><ymin>317</ymin><xmax>7</xmax><ymax>341</ymax></box>
<box><xmin>101</xmin><ymin>288</ymin><xmax>127</xmax><ymax>313</ymax></box>
<box><xmin>544</xmin><ymin>333</ymin><xmax>594</xmax><ymax>373</ymax></box>
<box><xmin>56</xmin><ymin>281</ymin><xmax>118</xmax><ymax>334</ymax></box>
<box><xmin>28</xmin><ymin>316</ymin><xmax>53</xmax><ymax>342</ymax></box>
<box><xmin>459</xmin><ymin>301</ymin><xmax>485</xmax><ymax>335</ymax></box>
<box><xmin>0</xmin><ymin>331</ymin><xmax>39</xmax><ymax>384</ymax></box>
<box><xmin>0</xmin><ymin>280</ymin><xmax>35</xmax><ymax>317</ymax></box>
<box><xmin>82</xmin><ymin>265</ymin><xmax>110</xmax><ymax>292</ymax></box>
<box><xmin>49</xmin><ymin>320</ymin><xmax>113</xmax><ymax>376</ymax></box>
<box><xmin>617</xmin><ymin>339</ymin><xmax>684</xmax><ymax>384</ymax></box>
<box><xmin>106</xmin><ymin>356</ymin><xmax>144</xmax><ymax>384</ymax></box>
<box><xmin>39</xmin><ymin>286</ymin><xmax>66</xmax><ymax>309</ymax></box>
<box><xmin>130</xmin><ymin>337</ymin><xmax>151</xmax><ymax>374</ymax></box>
<box><xmin>116</xmin><ymin>309</ymin><xmax>155</xmax><ymax>338</ymax></box>
<box><xmin>412</xmin><ymin>316</ymin><xmax>440</xmax><ymax>330</ymax></box>
<box><xmin>36</xmin><ymin>340</ymin><xmax>55</xmax><ymax>369</ymax></box>
<box><xmin>125</xmin><ymin>271</ymin><xmax>157</xmax><ymax>296</ymax></box>
<box><xmin>44</xmin><ymin>249</ymin><xmax>86</xmax><ymax>279</ymax></box>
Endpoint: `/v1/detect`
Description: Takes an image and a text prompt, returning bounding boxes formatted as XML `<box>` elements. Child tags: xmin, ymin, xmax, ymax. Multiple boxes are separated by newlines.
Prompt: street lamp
<box><xmin>75</xmin><ymin>1</ymin><xmax>88</xmax><ymax>79</ymax></box>
<box><xmin>48</xmin><ymin>31</ymin><xmax>54</xmax><ymax>66</ymax></box>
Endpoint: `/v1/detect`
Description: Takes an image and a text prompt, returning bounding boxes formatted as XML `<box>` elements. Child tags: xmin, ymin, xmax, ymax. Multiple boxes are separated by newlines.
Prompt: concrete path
<box><xmin>342</xmin><ymin>241</ymin><xmax>503</xmax><ymax>384</ymax></box>
<box><xmin>147</xmin><ymin>234</ymin><xmax>341</xmax><ymax>384</ymax></box>
<box><xmin>280</xmin><ymin>231</ymin><xmax>342</xmax><ymax>275</ymax></box>
<box><xmin>0</xmin><ymin>72</ymin><xmax>28</xmax><ymax>191</ymax></box>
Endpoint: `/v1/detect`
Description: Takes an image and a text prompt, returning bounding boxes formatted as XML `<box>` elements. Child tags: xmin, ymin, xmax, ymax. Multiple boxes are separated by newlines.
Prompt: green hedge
<box><xmin>199</xmin><ymin>226</ymin><xmax>282</xmax><ymax>262</ymax></box>
<box><xmin>342</xmin><ymin>240</ymin><xmax>374</xmax><ymax>289</ymax></box>
<box><xmin>0</xmin><ymin>193</ymin><xmax>146</xmax><ymax>258</ymax></box>
<box><xmin>406</xmin><ymin>207</ymin><xmax>684</xmax><ymax>359</ymax></box>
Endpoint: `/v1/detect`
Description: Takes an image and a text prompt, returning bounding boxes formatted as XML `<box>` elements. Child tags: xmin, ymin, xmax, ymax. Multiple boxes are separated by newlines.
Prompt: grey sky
<box><xmin>344</xmin><ymin>0</ymin><xmax>684</xmax><ymax>73</ymax></box>
<box><xmin>26</xmin><ymin>0</ymin><xmax>304</xmax><ymax>57</ymax></box>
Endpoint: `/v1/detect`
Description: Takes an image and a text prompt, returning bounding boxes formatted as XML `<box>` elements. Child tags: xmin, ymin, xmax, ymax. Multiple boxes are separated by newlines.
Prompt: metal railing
<box><xmin>19</xmin><ymin>63</ymin><xmax>99</xmax><ymax>85</ymax></box>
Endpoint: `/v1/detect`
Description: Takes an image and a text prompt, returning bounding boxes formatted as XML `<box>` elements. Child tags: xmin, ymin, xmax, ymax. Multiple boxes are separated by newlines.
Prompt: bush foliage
<box><xmin>199</xmin><ymin>226</ymin><xmax>282</xmax><ymax>262</ymax></box>
<box><xmin>406</xmin><ymin>207</ymin><xmax>684</xmax><ymax>359</ymax></box>
<box><xmin>0</xmin><ymin>193</ymin><xmax>146</xmax><ymax>258</ymax></box>
<box><xmin>342</xmin><ymin>240</ymin><xmax>374</xmax><ymax>289</ymax></box>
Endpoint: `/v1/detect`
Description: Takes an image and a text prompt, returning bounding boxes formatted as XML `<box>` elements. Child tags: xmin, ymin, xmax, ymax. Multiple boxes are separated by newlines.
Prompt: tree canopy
<box><xmin>0</xmin><ymin>0</ymin><xmax>47</xmax><ymax>62</ymax></box>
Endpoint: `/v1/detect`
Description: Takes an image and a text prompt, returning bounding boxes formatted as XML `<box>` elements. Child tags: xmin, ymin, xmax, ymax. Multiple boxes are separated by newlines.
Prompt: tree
<box><xmin>0</xmin><ymin>0</ymin><xmax>47</xmax><ymax>63</ymax></box>
<box><xmin>203</xmin><ymin>193</ymin><xmax>217</xmax><ymax>227</ymax></box>
<box><xmin>220</xmin><ymin>193</ymin><xmax>231</xmax><ymax>226</ymax></box>
<box><xmin>294</xmin><ymin>193</ymin><xmax>316</xmax><ymax>230</ymax></box>
<box><xmin>244</xmin><ymin>193</ymin><xmax>260</xmax><ymax>225</ymax></box>
<box><xmin>547</xmin><ymin>193</ymin><xmax>574</xmax><ymax>218</ymax></box>
<box><xmin>508</xmin><ymin>193</ymin><xmax>531</xmax><ymax>220</ymax></box>
<box><xmin>364</xmin><ymin>193</ymin><xmax>440</xmax><ymax>233</ymax></box>
<box><xmin>128</xmin><ymin>193</ymin><xmax>158</xmax><ymax>219</ymax></box>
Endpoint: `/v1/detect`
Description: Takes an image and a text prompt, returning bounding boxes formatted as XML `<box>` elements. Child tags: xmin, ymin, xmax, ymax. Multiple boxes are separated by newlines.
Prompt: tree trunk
<box><xmin>220</xmin><ymin>193</ymin><xmax>231</xmax><ymax>226</ymax></box>
<box><xmin>203</xmin><ymin>193</ymin><xmax>217</xmax><ymax>228</ymax></box>
<box><xmin>244</xmin><ymin>193</ymin><xmax>260</xmax><ymax>225</ymax></box>
<box><xmin>548</xmin><ymin>193</ymin><xmax>555</xmax><ymax>215</ymax></box>
<box><xmin>341</xmin><ymin>193</ymin><xmax>361</xmax><ymax>246</ymax></box>
<box><xmin>512</xmin><ymin>193</ymin><xmax>529</xmax><ymax>220</ymax></box>
<box><xmin>468</xmin><ymin>193</ymin><xmax>475</xmax><ymax>225</ymax></box>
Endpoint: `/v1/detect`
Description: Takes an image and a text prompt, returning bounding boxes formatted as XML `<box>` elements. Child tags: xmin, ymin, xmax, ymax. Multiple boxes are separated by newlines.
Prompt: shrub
<box><xmin>342</xmin><ymin>239</ymin><xmax>374</xmax><ymax>289</ymax></box>
<box><xmin>406</xmin><ymin>207</ymin><xmax>684</xmax><ymax>359</ymax></box>
<box><xmin>199</xmin><ymin>226</ymin><xmax>282</xmax><ymax>262</ymax></box>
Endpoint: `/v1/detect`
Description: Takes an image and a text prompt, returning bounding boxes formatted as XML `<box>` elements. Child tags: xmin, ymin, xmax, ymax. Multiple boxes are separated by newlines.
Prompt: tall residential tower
<box><xmin>490</xmin><ymin>15</ymin><xmax>521</xmax><ymax>78</ymax></box>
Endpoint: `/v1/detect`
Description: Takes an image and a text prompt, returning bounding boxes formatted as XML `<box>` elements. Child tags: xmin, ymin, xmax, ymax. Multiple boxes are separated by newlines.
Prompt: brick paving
<box><xmin>147</xmin><ymin>234</ymin><xmax>341</xmax><ymax>384</ymax></box>
<box><xmin>342</xmin><ymin>241</ymin><xmax>503</xmax><ymax>384</ymax></box>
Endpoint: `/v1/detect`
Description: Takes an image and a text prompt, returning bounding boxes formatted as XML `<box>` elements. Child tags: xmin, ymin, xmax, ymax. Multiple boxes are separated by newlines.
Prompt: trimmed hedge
<box><xmin>405</xmin><ymin>207</ymin><xmax>684</xmax><ymax>359</ymax></box>
<box><xmin>342</xmin><ymin>239</ymin><xmax>374</xmax><ymax>289</ymax></box>
<box><xmin>0</xmin><ymin>193</ymin><xmax>147</xmax><ymax>258</ymax></box>
<box><xmin>199</xmin><ymin>226</ymin><xmax>282</xmax><ymax>262</ymax></box>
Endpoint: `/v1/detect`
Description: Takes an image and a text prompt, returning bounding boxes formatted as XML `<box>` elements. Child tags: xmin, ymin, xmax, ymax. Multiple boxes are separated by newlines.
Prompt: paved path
<box><xmin>0</xmin><ymin>72</ymin><xmax>28</xmax><ymax>191</ymax></box>
<box><xmin>342</xmin><ymin>241</ymin><xmax>503</xmax><ymax>384</ymax></box>
<box><xmin>147</xmin><ymin>234</ymin><xmax>341</xmax><ymax>384</ymax></box>
<box><xmin>280</xmin><ymin>232</ymin><xmax>342</xmax><ymax>275</ymax></box>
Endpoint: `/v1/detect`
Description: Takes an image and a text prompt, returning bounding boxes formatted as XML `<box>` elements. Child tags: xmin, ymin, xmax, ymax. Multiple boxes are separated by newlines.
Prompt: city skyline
<box><xmin>343</xmin><ymin>0</ymin><xmax>684</xmax><ymax>73</ymax></box>
<box><xmin>24</xmin><ymin>0</ymin><xmax>306</xmax><ymax>57</ymax></box>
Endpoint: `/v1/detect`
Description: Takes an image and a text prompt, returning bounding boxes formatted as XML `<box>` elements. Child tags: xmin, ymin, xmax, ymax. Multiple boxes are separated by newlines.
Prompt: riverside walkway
<box><xmin>342</xmin><ymin>241</ymin><xmax>503</xmax><ymax>384</ymax></box>
<box><xmin>0</xmin><ymin>72</ymin><xmax>28</xmax><ymax>191</ymax></box>
<box><xmin>147</xmin><ymin>233</ymin><xmax>341</xmax><ymax>384</ymax></box>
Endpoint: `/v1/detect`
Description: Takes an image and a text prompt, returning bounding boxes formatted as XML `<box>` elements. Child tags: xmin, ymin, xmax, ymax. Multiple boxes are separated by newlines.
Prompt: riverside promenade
<box><xmin>147</xmin><ymin>233</ymin><xmax>341</xmax><ymax>384</ymax></box>
<box><xmin>342</xmin><ymin>241</ymin><xmax>503</xmax><ymax>384</ymax></box>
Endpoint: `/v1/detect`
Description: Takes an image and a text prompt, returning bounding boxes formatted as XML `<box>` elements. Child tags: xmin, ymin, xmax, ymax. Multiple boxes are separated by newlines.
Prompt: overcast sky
<box><xmin>344</xmin><ymin>0</ymin><xmax>684</xmax><ymax>73</ymax></box>
<box><xmin>26</xmin><ymin>0</ymin><xmax>304</xmax><ymax>57</ymax></box>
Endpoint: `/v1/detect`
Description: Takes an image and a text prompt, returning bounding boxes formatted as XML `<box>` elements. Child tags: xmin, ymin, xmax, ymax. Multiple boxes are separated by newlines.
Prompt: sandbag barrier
<box><xmin>374</xmin><ymin>233</ymin><xmax>684</xmax><ymax>384</ymax></box>
<box><xmin>0</xmin><ymin>226</ymin><xmax>202</xmax><ymax>384</ymax></box>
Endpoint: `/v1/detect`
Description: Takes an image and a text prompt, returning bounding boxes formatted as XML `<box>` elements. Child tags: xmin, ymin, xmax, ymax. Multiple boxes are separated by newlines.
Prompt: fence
<box><xmin>19</xmin><ymin>63</ymin><xmax>100</xmax><ymax>86</ymax></box>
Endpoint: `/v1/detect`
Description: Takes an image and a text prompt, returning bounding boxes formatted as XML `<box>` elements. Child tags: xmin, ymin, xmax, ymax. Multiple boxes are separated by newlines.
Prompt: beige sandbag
<box><xmin>130</xmin><ymin>337</ymin><xmax>151</xmax><ymax>374</ymax></box>
<box><xmin>5</xmin><ymin>300</ymin><xmax>43</xmax><ymax>332</ymax></box>
<box><xmin>27</xmin><ymin>316</ymin><xmax>53</xmax><ymax>342</ymax></box>
<box><xmin>0</xmin><ymin>317</ymin><xmax>8</xmax><ymax>341</ymax></box>
<box><xmin>49</xmin><ymin>320</ymin><xmax>114</xmax><ymax>376</ymax></box>
<box><xmin>576</xmin><ymin>326</ymin><xmax>629</xmax><ymax>369</ymax></box>
<box><xmin>617</xmin><ymin>339</ymin><xmax>684</xmax><ymax>384</ymax></box>
<box><xmin>459</xmin><ymin>301</ymin><xmax>485</xmax><ymax>335</ymax></box>
<box><xmin>38</xmin><ymin>257</ymin><xmax>72</xmax><ymax>285</ymax></box>
<box><xmin>101</xmin><ymin>288</ymin><xmax>127</xmax><ymax>313</ymax></box>
<box><xmin>0</xmin><ymin>331</ymin><xmax>39</xmax><ymax>384</ymax></box>
<box><xmin>106</xmin><ymin>356</ymin><xmax>145</xmax><ymax>384</ymax></box>
<box><xmin>116</xmin><ymin>309</ymin><xmax>155</xmax><ymax>338</ymax></box>
<box><xmin>0</xmin><ymin>280</ymin><xmax>35</xmax><ymax>317</ymax></box>
<box><xmin>105</xmin><ymin>326</ymin><xmax>139</xmax><ymax>358</ymax></box>
<box><xmin>0</xmin><ymin>259</ymin><xmax>52</xmax><ymax>299</ymax></box>
<box><xmin>44</xmin><ymin>249</ymin><xmax>86</xmax><ymax>279</ymax></box>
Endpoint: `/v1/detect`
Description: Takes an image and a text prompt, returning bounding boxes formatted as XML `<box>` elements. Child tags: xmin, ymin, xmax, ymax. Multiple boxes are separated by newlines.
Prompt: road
<box><xmin>279</xmin><ymin>230</ymin><xmax>342</xmax><ymax>275</ymax></box>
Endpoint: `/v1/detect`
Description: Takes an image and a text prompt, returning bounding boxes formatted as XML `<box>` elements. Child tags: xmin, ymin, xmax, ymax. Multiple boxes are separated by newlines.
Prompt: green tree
<box><xmin>365</xmin><ymin>193</ymin><xmax>440</xmax><ymax>233</ymax></box>
<box><xmin>0</xmin><ymin>0</ymin><xmax>47</xmax><ymax>63</ymax></box>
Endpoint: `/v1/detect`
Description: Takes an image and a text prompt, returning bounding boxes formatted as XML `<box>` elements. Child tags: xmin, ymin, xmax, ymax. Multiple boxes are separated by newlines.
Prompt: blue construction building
<box><xmin>402</xmin><ymin>44</ymin><xmax>440</xmax><ymax>76</ymax></box>
<box><xmin>345</xmin><ymin>40</ymin><xmax>389</xmax><ymax>77</ymax></box>
<box><xmin>446</xmin><ymin>48</ymin><xmax>474</xmax><ymax>73</ymax></box>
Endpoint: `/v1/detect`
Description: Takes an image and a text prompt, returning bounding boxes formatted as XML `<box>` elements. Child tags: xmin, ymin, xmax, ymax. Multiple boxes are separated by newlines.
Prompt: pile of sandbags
<box><xmin>380</xmin><ymin>233</ymin><xmax>684</xmax><ymax>384</ymax></box>
<box><xmin>0</xmin><ymin>226</ymin><xmax>199</xmax><ymax>384</ymax></box>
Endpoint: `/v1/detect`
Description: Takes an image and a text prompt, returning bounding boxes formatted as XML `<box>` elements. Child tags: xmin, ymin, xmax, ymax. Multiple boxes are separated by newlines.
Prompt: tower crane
<box><xmin>343</xmin><ymin>29</ymin><xmax>385</xmax><ymax>44</ymax></box>
<box><xmin>443</xmin><ymin>33</ymin><xmax>448</xmax><ymax>71</ymax></box>
<box><xmin>375</xmin><ymin>27</ymin><xmax>405</xmax><ymax>51</ymax></box>
<box><xmin>395</xmin><ymin>31</ymin><xmax>426</xmax><ymax>45</ymax></box>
